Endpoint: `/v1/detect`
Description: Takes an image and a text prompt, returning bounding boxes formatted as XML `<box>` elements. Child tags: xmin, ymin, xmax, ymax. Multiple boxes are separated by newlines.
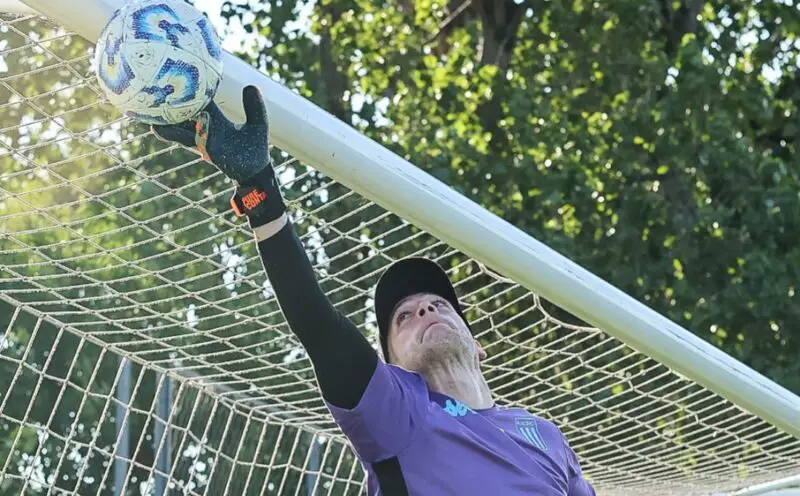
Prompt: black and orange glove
<box><xmin>151</xmin><ymin>85</ymin><xmax>286</xmax><ymax>228</ymax></box>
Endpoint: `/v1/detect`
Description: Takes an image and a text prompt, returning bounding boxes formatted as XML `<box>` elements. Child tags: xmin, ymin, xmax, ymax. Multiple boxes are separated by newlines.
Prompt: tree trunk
<box><xmin>473</xmin><ymin>0</ymin><xmax>527</xmax><ymax>151</ymax></box>
<box><xmin>319</xmin><ymin>3</ymin><xmax>350</xmax><ymax>121</ymax></box>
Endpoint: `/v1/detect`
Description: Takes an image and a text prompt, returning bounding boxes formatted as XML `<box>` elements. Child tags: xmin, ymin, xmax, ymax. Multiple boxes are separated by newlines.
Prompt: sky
<box><xmin>194</xmin><ymin>0</ymin><xmax>248</xmax><ymax>52</ymax></box>
<box><xmin>194</xmin><ymin>0</ymin><xmax>315</xmax><ymax>52</ymax></box>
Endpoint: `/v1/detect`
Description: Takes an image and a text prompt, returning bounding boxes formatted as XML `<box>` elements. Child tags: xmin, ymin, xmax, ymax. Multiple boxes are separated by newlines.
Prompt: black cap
<box><xmin>374</xmin><ymin>257</ymin><xmax>470</xmax><ymax>362</ymax></box>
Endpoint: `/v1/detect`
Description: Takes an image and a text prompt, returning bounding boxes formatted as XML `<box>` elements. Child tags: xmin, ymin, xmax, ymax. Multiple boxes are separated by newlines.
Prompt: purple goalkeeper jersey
<box><xmin>327</xmin><ymin>361</ymin><xmax>596</xmax><ymax>495</ymax></box>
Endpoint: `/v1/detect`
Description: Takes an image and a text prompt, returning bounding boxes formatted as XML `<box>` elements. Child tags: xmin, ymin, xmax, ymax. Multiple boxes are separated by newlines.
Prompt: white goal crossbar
<box><xmin>16</xmin><ymin>0</ymin><xmax>797</xmax><ymax>437</ymax></box>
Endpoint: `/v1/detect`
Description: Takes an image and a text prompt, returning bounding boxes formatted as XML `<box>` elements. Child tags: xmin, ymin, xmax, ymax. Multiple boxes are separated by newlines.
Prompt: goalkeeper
<box><xmin>153</xmin><ymin>86</ymin><xmax>596</xmax><ymax>496</ymax></box>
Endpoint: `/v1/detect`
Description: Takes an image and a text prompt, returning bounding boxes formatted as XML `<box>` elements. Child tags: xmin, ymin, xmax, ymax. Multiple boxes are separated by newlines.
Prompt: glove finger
<box><xmin>151</xmin><ymin>121</ymin><xmax>196</xmax><ymax>147</ymax></box>
<box><xmin>204</xmin><ymin>100</ymin><xmax>228</xmax><ymax>126</ymax></box>
<box><xmin>193</xmin><ymin>111</ymin><xmax>212</xmax><ymax>162</ymax></box>
<box><xmin>242</xmin><ymin>85</ymin><xmax>268</xmax><ymax>127</ymax></box>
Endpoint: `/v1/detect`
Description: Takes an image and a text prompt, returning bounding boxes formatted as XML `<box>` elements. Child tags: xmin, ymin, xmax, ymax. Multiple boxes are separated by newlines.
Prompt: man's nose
<box><xmin>417</xmin><ymin>301</ymin><xmax>436</xmax><ymax>317</ymax></box>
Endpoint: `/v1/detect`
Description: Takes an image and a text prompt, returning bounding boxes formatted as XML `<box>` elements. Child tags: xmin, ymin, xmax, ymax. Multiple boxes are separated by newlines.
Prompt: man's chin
<box><xmin>411</xmin><ymin>339</ymin><xmax>470</xmax><ymax>370</ymax></box>
<box><xmin>421</xmin><ymin>322</ymin><xmax>453</xmax><ymax>341</ymax></box>
<box><xmin>419</xmin><ymin>331</ymin><xmax>464</xmax><ymax>353</ymax></box>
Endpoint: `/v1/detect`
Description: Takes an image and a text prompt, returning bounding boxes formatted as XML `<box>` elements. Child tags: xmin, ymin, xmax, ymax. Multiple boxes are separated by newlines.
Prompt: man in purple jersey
<box><xmin>153</xmin><ymin>86</ymin><xmax>596</xmax><ymax>495</ymax></box>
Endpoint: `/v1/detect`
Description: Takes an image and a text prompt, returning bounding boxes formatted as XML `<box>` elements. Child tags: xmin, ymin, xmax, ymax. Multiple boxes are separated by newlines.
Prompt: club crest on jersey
<box><xmin>515</xmin><ymin>418</ymin><xmax>548</xmax><ymax>451</ymax></box>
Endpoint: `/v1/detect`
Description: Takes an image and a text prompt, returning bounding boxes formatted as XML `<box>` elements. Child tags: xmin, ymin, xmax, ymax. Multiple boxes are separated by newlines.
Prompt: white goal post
<box><xmin>1</xmin><ymin>0</ymin><xmax>799</xmax><ymax>495</ymax></box>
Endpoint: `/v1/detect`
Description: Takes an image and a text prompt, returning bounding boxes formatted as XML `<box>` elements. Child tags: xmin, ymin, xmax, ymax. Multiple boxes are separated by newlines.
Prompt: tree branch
<box><xmin>398</xmin><ymin>0</ymin><xmax>415</xmax><ymax>15</ymax></box>
<box><xmin>654</xmin><ymin>0</ymin><xmax>706</xmax><ymax>229</ymax></box>
<box><xmin>473</xmin><ymin>0</ymin><xmax>528</xmax><ymax>150</ymax></box>
<box><xmin>425</xmin><ymin>0</ymin><xmax>473</xmax><ymax>46</ymax></box>
<box><xmin>319</xmin><ymin>3</ymin><xmax>349</xmax><ymax>121</ymax></box>
<box><xmin>661</xmin><ymin>0</ymin><xmax>704</xmax><ymax>59</ymax></box>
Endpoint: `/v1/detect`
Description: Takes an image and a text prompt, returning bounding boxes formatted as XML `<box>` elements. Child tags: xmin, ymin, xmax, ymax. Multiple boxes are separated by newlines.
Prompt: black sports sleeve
<box><xmin>256</xmin><ymin>219</ymin><xmax>378</xmax><ymax>409</ymax></box>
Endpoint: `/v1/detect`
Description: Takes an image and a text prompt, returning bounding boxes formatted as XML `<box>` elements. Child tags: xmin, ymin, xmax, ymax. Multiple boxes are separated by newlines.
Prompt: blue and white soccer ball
<box><xmin>94</xmin><ymin>0</ymin><xmax>224</xmax><ymax>125</ymax></box>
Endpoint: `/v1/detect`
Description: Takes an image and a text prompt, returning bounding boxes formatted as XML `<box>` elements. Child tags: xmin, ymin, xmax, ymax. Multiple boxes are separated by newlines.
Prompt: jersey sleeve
<box><xmin>257</xmin><ymin>220</ymin><xmax>378</xmax><ymax>410</ymax></box>
<box><xmin>325</xmin><ymin>361</ymin><xmax>430</xmax><ymax>463</ymax></box>
<box><xmin>563</xmin><ymin>434</ymin><xmax>596</xmax><ymax>496</ymax></box>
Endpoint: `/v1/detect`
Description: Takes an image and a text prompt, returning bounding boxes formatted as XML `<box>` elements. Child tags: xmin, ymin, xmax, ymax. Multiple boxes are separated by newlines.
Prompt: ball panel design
<box><xmin>94</xmin><ymin>8</ymin><xmax>134</xmax><ymax>102</ymax></box>
<box><xmin>113</xmin><ymin>46</ymin><xmax>218</xmax><ymax>124</ymax></box>
<box><xmin>144</xmin><ymin>55</ymin><xmax>201</xmax><ymax>107</ymax></box>
<box><xmin>196</xmin><ymin>17</ymin><xmax>223</xmax><ymax>64</ymax></box>
<box><xmin>124</xmin><ymin>110</ymin><xmax>170</xmax><ymax>125</ymax></box>
<box><xmin>96</xmin><ymin>36</ymin><xmax>136</xmax><ymax>97</ymax></box>
<box><xmin>164</xmin><ymin>101</ymin><xmax>209</xmax><ymax>124</ymax></box>
<box><xmin>128</xmin><ymin>2</ymin><xmax>199</xmax><ymax>54</ymax></box>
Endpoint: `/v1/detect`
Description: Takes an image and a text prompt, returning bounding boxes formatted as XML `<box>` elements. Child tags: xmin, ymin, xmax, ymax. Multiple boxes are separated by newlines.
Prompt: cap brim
<box><xmin>375</xmin><ymin>258</ymin><xmax>469</xmax><ymax>359</ymax></box>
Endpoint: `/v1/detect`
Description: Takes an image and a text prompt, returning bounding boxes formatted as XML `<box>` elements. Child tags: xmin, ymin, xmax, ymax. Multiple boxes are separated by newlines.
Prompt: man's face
<box><xmin>387</xmin><ymin>292</ymin><xmax>485</xmax><ymax>371</ymax></box>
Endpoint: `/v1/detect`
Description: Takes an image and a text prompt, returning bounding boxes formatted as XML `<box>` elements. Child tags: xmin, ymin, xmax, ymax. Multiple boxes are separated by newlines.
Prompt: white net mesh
<box><xmin>1</xmin><ymin>12</ymin><xmax>799</xmax><ymax>496</ymax></box>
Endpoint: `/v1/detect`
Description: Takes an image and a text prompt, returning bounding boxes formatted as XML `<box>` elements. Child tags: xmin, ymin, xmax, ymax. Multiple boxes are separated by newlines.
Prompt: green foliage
<box><xmin>225</xmin><ymin>0</ymin><xmax>800</xmax><ymax>392</ymax></box>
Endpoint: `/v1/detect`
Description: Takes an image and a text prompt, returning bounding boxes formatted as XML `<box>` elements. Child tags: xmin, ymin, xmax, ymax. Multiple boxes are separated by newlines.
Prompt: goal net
<box><xmin>1</xmin><ymin>7</ymin><xmax>799</xmax><ymax>496</ymax></box>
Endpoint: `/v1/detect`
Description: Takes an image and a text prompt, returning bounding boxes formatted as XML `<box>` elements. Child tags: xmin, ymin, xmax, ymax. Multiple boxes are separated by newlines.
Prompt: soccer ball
<box><xmin>94</xmin><ymin>0</ymin><xmax>224</xmax><ymax>125</ymax></box>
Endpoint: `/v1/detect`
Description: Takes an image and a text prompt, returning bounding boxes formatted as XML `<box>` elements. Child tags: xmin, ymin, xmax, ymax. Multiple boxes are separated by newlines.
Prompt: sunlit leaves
<box><xmin>216</xmin><ymin>0</ymin><xmax>800</xmax><ymax>393</ymax></box>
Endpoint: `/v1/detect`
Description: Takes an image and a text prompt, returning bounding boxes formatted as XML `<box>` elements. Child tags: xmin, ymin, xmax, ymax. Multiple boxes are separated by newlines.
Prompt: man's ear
<box><xmin>476</xmin><ymin>339</ymin><xmax>487</xmax><ymax>361</ymax></box>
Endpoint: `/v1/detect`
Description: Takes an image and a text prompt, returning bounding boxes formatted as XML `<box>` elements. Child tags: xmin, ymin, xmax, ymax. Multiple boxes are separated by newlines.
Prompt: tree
<box><xmin>220</xmin><ymin>0</ymin><xmax>800</xmax><ymax>393</ymax></box>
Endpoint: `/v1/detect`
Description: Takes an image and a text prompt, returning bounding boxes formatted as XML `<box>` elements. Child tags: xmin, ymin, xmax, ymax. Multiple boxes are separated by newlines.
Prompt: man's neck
<box><xmin>423</xmin><ymin>360</ymin><xmax>494</xmax><ymax>410</ymax></box>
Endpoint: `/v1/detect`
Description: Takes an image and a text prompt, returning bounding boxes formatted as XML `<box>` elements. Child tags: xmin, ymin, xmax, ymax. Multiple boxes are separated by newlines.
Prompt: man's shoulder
<box><xmin>488</xmin><ymin>407</ymin><xmax>575</xmax><ymax>460</ymax></box>
<box><xmin>324</xmin><ymin>361</ymin><xmax>429</xmax><ymax>418</ymax></box>
<box><xmin>323</xmin><ymin>361</ymin><xmax>434</xmax><ymax>464</ymax></box>
<box><xmin>492</xmin><ymin>405</ymin><xmax>552</xmax><ymax>422</ymax></box>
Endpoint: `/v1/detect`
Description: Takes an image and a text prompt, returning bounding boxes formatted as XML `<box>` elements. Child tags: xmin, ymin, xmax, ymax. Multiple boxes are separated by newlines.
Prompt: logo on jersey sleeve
<box><xmin>515</xmin><ymin>418</ymin><xmax>549</xmax><ymax>451</ymax></box>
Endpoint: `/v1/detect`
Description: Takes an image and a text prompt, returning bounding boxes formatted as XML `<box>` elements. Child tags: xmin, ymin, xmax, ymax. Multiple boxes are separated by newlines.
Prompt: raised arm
<box><xmin>152</xmin><ymin>86</ymin><xmax>377</xmax><ymax>409</ymax></box>
<box><xmin>253</xmin><ymin>214</ymin><xmax>378</xmax><ymax>408</ymax></box>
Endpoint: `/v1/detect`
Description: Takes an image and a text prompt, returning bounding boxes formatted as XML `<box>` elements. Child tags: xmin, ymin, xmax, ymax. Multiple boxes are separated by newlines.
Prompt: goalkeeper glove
<box><xmin>151</xmin><ymin>85</ymin><xmax>285</xmax><ymax>229</ymax></box>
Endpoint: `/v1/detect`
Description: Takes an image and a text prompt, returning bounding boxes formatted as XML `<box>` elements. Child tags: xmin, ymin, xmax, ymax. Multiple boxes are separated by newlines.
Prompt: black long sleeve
<box><xmin>256</xmin><ymin>219</ymin><xmax>378</xmax><ymax>409</ymax></box>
